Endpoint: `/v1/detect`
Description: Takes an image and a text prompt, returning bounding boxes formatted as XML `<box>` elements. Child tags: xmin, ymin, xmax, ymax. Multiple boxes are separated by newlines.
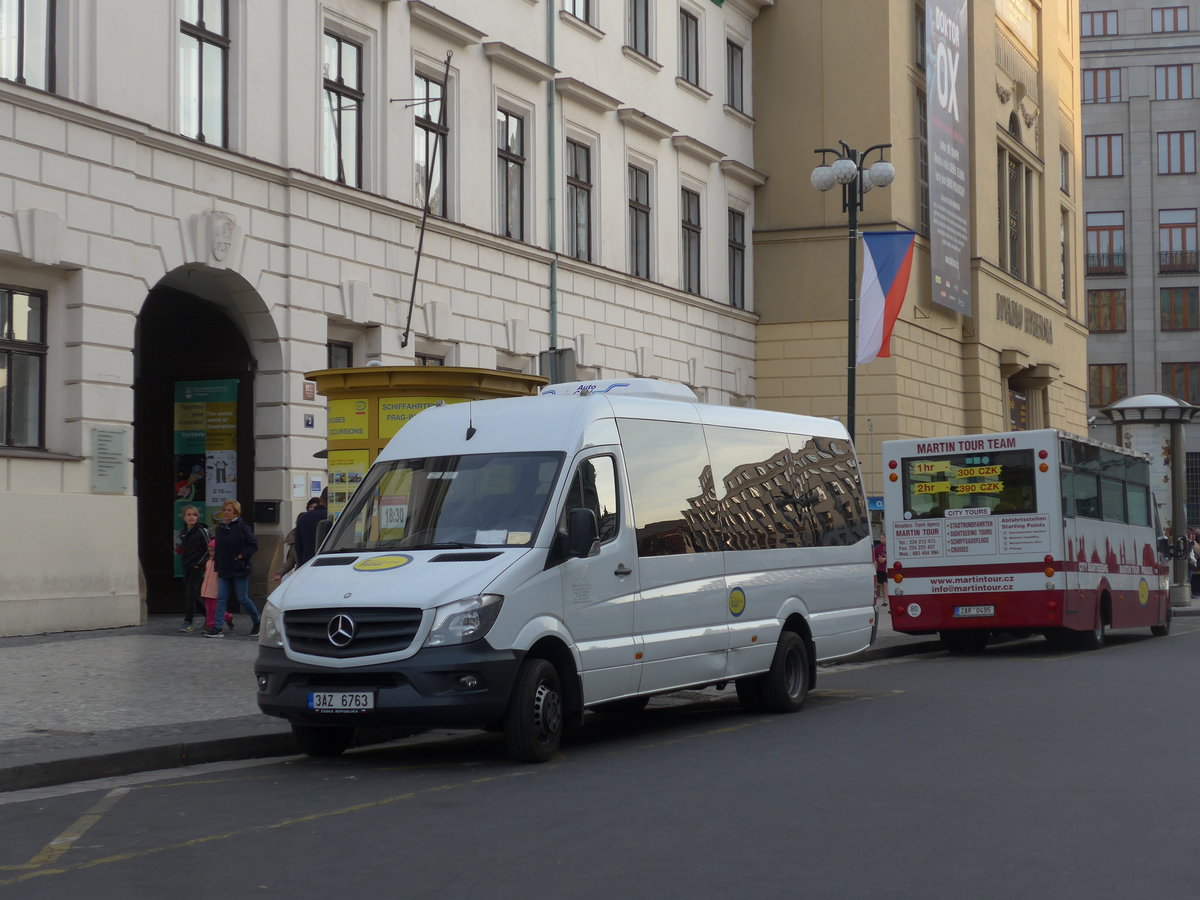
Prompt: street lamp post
<box><xmin>810</xmin><ymin>141</ymin><xmax>896</xmax><ymax>443</ymax></box>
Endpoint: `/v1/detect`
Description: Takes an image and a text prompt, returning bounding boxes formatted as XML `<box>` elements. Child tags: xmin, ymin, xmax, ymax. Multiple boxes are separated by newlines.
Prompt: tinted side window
<box><xmin>792</xmin><ymin>436</ymin><xmax>870</xmax><ymax>545</ymax></box>
<box><xmin>562</xmin><ymin>455</ymin><xmax>619</xmax><ymax>543</ymax></box>
<box><xmin>704</xmin><ymin>424</ymin><xmax>797</xmax><ymax>550</ymax></box>
<box><xmin>618</xmin><ymin>418</ymin><xmax>717</xmax><ymax>556</ymax></box>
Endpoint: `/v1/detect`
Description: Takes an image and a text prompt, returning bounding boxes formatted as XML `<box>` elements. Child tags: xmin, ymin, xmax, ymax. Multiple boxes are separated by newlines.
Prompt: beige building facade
<box><xmin>752</xmin><ymin>0</ymin><xmax>1090</xmax><ymax>501</ymax></box>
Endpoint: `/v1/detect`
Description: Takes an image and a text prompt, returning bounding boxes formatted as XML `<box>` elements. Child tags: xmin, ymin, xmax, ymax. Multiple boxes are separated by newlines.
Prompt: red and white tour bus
<box><xmin>882</xmin><ymin>429</ymin><xmax>1171</xmax><ymax>652</ymax></box>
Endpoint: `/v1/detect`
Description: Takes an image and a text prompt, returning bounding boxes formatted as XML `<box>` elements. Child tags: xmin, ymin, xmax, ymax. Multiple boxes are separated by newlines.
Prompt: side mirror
<box><xmin>566</xmin><ymin>507</ymin><xmax>600</xmax><ymax>558</ymax></box>
<box><xmin>316</xmin><ymin>517</ymin><xmax>333</xmax><ymax>553</ymax></box>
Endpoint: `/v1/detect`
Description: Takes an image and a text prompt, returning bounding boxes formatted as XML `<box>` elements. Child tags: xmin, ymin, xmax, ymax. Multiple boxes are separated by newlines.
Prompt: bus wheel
<box><xmin>1151</xmin><ymin>607</ymin><xmax>1172</xmax><ymax>637</ymax></box>
<box><xmin>1076</xmin><ymin>612</ymin><xmax>1105</xmax><ymax>650</ymax></box>
<box><xmin>941</xmin><ymin>631</ymin><xmax>987</xmax><ymax>654</ymax></box>
<box><xmin>292</xmin><ymin>724</ymin><xmax>355</xmax><ymax>757</ymax></box>
<box><xmin>759</xmin><ymin>631</ymin><xmax>810</xmax><ymax>713</ymax></box>
<box><xmin>504</xmin><ymin>657</ymin><xmax>563</xmax><ymax>763</ymax></box>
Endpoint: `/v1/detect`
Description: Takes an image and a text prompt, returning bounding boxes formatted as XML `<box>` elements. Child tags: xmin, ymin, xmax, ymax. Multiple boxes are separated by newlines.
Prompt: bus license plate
<box><xmin>954</xmin><ymin>605</ymin><xmax>995</xmax><ymax>618</ymax></box>
<box><xmin>308</xmin><ymin>691</ymin><xmax>375</xmax><ymax>712</ymax></box>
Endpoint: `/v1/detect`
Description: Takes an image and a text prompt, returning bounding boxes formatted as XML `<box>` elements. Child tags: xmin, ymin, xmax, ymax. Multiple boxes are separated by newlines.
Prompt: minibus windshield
<box><xmin>324</xmin><ymin>452</ymin><xmax>564</xmax><ymax>553</ymax></box>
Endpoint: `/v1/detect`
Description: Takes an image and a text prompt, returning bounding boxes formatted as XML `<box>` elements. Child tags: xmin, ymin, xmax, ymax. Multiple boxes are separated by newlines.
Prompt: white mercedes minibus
<box><xmin>256</xmin><ymin>379</ymin><xmax>875</xmax><ymax>761</ymax></box>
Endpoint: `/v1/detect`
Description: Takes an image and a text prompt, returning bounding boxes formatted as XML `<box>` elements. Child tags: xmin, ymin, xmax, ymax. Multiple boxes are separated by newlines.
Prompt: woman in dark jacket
<box><xmin>178</xmin><ymin>505</ymin><xmax>209</xmax><ymax>632</ymax></box>
<box><xmin>206</xmin><ymin>499</ymin><xmax>262</xmax><ymax>637</ymax></box>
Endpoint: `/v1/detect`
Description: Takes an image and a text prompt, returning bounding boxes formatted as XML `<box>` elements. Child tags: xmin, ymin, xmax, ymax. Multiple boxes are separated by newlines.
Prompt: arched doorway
<box><xmin>134</xmin><ymin>283</ymin><xmax>257</xmax><ymax>613</ymax></box>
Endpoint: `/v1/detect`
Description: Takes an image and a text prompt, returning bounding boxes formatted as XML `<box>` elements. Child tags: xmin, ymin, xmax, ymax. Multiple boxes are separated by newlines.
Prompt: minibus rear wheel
<box><xmin>759</xmin><ymin>631</ymin><xmax>810</xmax><ymax>713</ymax></box>
<box><xmin>292</xmin><ymin>724</ymin><xmax>355</xmax><ymax>757</ymax></box>
<box><xmin>504</xmin><ymin>657</ymin><xmax>564</xmax><ymax>763</ymax></box>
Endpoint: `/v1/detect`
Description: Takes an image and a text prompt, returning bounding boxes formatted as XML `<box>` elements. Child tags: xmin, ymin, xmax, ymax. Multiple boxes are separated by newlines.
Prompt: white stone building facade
<box><xmin>0</xmin><ymin>0</ymin><xmax>770</xmax><ymax>636</ymax></box>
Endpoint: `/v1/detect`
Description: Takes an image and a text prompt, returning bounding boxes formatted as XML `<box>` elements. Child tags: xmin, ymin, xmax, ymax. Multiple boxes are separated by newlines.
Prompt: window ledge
<box><xmin>559</xmin><ymin>10</ymin><xmax>605</xmax><ymax>41</ymax></box>
<box><xmin>676</xmin><ymin>77</ymin><xmax>712</xmax><ymax>101</ymax></box>
<box><xmin>723</xmin><ymin>104</ymin><xmax>754</xmax><ymax>127</ymax></box>
<box><xmin>622</xmin><ymin>46</ymin><xmax>662</xmax><ymax>73</ymax></box>
<box><xmin>0</xmin><ymin>447</ymin><xmax>82</xmax><ymax>462</ymax></box>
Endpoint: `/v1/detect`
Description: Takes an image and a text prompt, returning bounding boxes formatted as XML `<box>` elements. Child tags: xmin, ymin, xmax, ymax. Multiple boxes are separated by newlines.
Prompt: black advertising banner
<box><xmin>927</xmin><ymin>0</ymin><xmax>972</xmax><ymax>316</ymax></box>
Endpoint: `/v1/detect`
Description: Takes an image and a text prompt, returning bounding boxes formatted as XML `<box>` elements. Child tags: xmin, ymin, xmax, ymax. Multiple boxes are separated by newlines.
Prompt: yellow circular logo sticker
<box><xmin>729</xmin><ymin>587</ymin><xmax>747</xmax><ymax>617</ymax></box>
<box><xmin>1138</xmin><ymin>579</ymin><xmax>1149</xmax><ymax>607</ymax></box>
<box><xmin>353</xmin><ymin>555</ymin><xmax>413</xmax><ymax>572</ymax></box>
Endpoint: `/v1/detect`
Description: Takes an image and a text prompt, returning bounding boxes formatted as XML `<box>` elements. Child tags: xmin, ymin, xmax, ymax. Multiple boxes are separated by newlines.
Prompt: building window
<box><xmin>1088</xmin><ymin>364</ymin><xmax>1128</xmax><ymax>408</ymax></box>
<box><xmin>179</xmin><ymin>0</ymin><xmax>228</xmax><ymax>146</ymax></box>
<box><xmin>496</xmin><ymin>109</ymin><xmax>525</xmax><ymax>241</ymax></box>
<box><xmin>1081</xmin><ymin>10</ymin><xmax>1118</xmax><ymax>36</ymax></box>
<box><xmin>1158</xmin><ymin>131</ymin><xmax>1197</xmax><ymax>175</ymax></box>
<box><xmin>322</xmin><ymin>32</ymin><xmax>362</xmax><ymax>188</ymax></box>
<box><xmin>1162</xmin><ymin>362</ymin><xmax>1200</xmax><ymax>403</ymax></box>
<box><xmin>997</xmin><ymin>147</ymin><xmax>1036</xmax><ymax>284</ymax></box>
<box><xmin>628</xmin><ymin>0</ymin><xmax>650</xmax><ymax>56</ymax></box>
<box><xmin>1152</xmin><ymin>7</ymin><xmax>1189</xmax><ymax>33</ymax></box>
<box><xmin>0</xmin><ymin>286</ymin><xmax>46</xmax><ymax>449</ymax></box>
<box><xmin>327</xmin><ymin>341</ymin><xmax>353</xmax><ymax>369</ymax></box>
<box><xmin>565</xmin><ymin>0</ymin><xmax>592</xmax><ymax>24</ymax></box>
<box><xmin>1156</xmin><ymin>65</ymin><xmax>1194</xmax><ymax>101</ymax></box>
<box><xmin>1086</xmin><ymin>212</ymin><xmax>1126</xmax><ymax>275</ymax></box>
<box><xmin>566</xmin><ymin>139</ymin><xmax>592</xmax><ymax>262</ymax></box>
<box><xmin>0</xmin><ymin>0</ymin><xmax>53</xmax><ymax>90</ymax></box>
<box><xmin>915</xmin><ymin>3</ymin><xmax>926</xmax><ymax>69</ymax></box>
<box><xmin>1059</xmin><ymin>147</ymin><xmax>1070</xmax><ymax>194</ymax></box>
<box><xmin>414</xmin><ymin>73</ymin><xmax>448</xmax><ymax>217</ymax></box>
<box><xmin>1082</xmin><ymin>68</ymin><xmax>1121</xmax><ymax>103</ymax></box>
<box><xmin>415</xmin><ymin>352</ymin><xmax>444</xmax><ymax>367</ymax></box>
<box><xmin>1060</xmin><ymin>209</ymin><xmax>1070</xmax><ymax>303</ymax></box>
<box><xmin>728</xmin><ymin>209</ymin><xmax>745</xmax><ymax>309</ymax></box>
<box><xmin>1087</xmin><ymin>290</ymin><xmax>1127</xmax><ymax>332</ymax></box>
<box><xmin>1085</xmin><ymin>134</ymin><xmax>1123</xmax><ymax>178</ymax></box>
<box><xmin>679</xmin><ymin>10</ymin><xmax>699</xmax><ymax>86</ymax></box>
<box><xmin>629</xmin><ymin>164</ymin><xmax>651</xmax><ymax>279</ymax></box>
<box><xmin>1161</xmin><ymin>287</ymin><xmax>1199</xmax><ymax>331</ymax></box>
<box><xmin>1159</xmin><ymin>209</ymin><xmax>1198</xmax><ymax>273</ymax></box>
<box><xmin>726</xmin><ymin>40</ymin><xmax>743</xmax><ymax>111</ymax></box>
<box><xmin>918</xmin><ymin>93</ymin><xmax>929</xmax><ymax>235</ymax></box>
<box><xmin>681</xmin><ymin>188</ymin><xmax>701</xmax><ymax>294</ymax></box>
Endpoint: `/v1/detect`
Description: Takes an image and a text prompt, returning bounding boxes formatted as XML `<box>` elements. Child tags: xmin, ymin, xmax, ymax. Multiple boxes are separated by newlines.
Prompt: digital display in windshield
<box><xmin>324</xmin><ymin>452</ymin><xmax>563</xmax><ymax>553</ymax></box>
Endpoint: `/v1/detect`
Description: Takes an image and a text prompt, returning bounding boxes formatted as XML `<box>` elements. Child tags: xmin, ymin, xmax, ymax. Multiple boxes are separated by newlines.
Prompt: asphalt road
<box><xmin>3</xmin><ymin>621</ymin><xmax>1197</xmax><ymax>899</ymax></box>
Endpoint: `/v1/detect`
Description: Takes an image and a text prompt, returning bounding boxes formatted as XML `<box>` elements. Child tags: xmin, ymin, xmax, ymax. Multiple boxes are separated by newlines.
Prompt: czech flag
<box><xmin>856</xmin><ymin>230</ymin><xmax>916</xmax><ymax>365</ymax></box>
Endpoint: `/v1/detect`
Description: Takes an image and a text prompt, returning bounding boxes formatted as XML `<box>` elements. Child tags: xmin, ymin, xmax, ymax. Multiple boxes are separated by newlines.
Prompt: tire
<box><xmin>504</xmin><ymin>657</ymin><xmax>564</xmax><ymax>763</ymax></box>
<box><xmin>1076</xmin><ymin>608</ymin><xmax>1105</xmax><ymax>651</ymax></box>
<box><xmin>592</xmin><ymin>695</ymin><xmax>650</xmax><ymax>716</ymax></box>
<box><xmin>941</xmin><ymin>630</ymin><xmax>988</xmax><ymax>654</ymax></box>
<box><xmin>1151</xmin><ymin>606</ymin><xmax>1171</xmax><ymax>637</ymax></box>
<box><xmin>292</xmin><ymin>724</ymin><xmax>355</xmax><ymax>757</ymax></box>
<box><xmin>758</xmin><ymin>631</ymin><xmax>810</xmax><ymax>714</ymax></box>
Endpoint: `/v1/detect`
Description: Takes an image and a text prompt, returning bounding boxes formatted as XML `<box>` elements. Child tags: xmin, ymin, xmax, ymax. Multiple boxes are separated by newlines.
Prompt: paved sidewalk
<box><xmin>2</xmin><ymin>601</ymin><xmax>1195</xmax><ymax>792</ymax></box>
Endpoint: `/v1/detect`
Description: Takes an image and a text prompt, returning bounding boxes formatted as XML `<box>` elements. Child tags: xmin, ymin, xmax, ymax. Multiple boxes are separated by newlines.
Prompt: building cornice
<box><xmin>618</xmin><ymin>107</ymin><xmax>675</xmax><ymax>140</ymax></box>
<box><xmin>555</xmin><ymin>77</ymin><xmax>621</xmax><ymax>112</ymax></box>
<box><xmin>720</xmin><ymin>158</ymin><xmax>767</xmax><ymax>186</ymax></box>
<box><xmin>672</xmin><ymin>134</ymin><xmax>724</xmax><ymax>165</ymax></box>
<box><xmin>483</xmin><ymin>42</ymin><xmax>557</xmax><ymax>82</ymax></box>
<box><xmin>407</xmin><ymin>1</ymin><xmax>486</xmax><ymax>46</ymax></box>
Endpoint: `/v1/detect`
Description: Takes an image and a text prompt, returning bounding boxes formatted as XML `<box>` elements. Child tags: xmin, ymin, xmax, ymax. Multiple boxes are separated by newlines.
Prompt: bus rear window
<box><xmin>901</xmin><ymin>449</ymin><xmax>1036</xmax><ymax>518</ymax></box>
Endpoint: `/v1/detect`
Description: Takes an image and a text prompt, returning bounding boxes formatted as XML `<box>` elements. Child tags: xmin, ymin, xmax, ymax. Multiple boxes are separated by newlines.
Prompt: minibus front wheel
<box><xmin>504</xmin><ymin>657</ymin><xmax>564</xmax><ymax>763</ymax></box>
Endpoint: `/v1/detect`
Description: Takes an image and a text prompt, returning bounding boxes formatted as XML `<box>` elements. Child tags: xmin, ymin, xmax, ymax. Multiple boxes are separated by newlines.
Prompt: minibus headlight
<box><xmin>424</xmin><ymin>594</ymin><xmax>504</xmax><ymax>647</ymax></box>
<box><xmin>259</xmin><ymin>601</ymin><xmax>284</xmax><ymax>648</ymax></box>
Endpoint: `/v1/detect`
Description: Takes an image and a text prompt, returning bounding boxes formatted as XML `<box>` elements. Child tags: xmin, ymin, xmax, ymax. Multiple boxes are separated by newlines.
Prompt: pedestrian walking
<box><xmin>873</xmin><ymin>534</ymin><xmax>888</xmax><ymax>607</ymax></box>
<box><xmin>199</xmin><ymin>539</ymin><xmax>234</xmax><ymax>637</ymax></box>
<box><xmin>177</xmin><ymin>505</ymin><xmax>209</xmax><ymax>632</ymax></box>
<box><xmin>294</xmin><ymin>489</ymin><xmax>329</xmax><ymax>566</ymax></box>
<box><xmin>205</xmin><ymin>500</ymin><xmax>262</xmax><ymax>637</ymax></box>
<box><xmin>271</xmin><ymin>497</ymin><xmax>318</xmax><ymax>584</ymax></box>
<box><xmin>1189</xmin><ymin>528</ymin><xmax>1199</xmax><ymax>599</ymax></box>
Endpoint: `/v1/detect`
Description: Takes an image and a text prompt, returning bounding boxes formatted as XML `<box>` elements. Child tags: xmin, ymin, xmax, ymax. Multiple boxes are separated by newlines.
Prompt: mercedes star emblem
<box><xmin>327</xmin><ymin>614</ymin><xmax>356</xmax><ymax>647</ymax></box>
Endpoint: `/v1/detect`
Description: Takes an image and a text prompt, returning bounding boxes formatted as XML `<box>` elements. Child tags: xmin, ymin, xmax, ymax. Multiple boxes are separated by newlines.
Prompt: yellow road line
<box><xmin>0</xmin><ymin>788</ymin><xmax>129</xmax><ymax>873</ymax></box>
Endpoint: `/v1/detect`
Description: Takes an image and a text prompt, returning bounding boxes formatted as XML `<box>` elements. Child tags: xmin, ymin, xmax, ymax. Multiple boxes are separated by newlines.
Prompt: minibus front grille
<box><xmin>311</xmin><ymin>556</ymin><xmax>359</xmax><ymax>567</ymax></box>
<box><xmin>284</xmin><ymin>607</ymin><xmax>424</xmax><ymax>658</ymax></box>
